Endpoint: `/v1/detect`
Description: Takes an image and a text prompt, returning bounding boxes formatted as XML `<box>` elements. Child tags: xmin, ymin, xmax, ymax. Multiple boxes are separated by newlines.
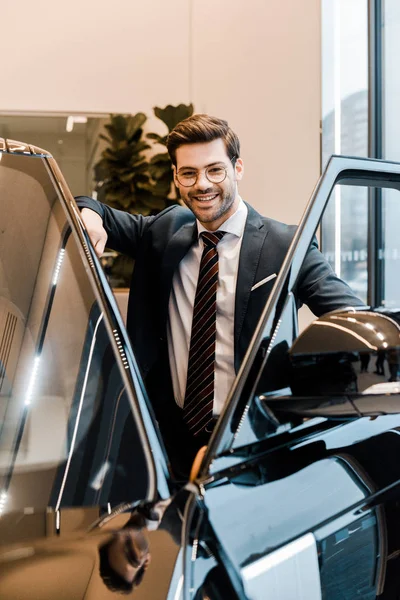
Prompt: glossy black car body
<box><xmin>2</xmin><ymin>140</ymin><xmax>400</xmax><ymax>598</ymax></box>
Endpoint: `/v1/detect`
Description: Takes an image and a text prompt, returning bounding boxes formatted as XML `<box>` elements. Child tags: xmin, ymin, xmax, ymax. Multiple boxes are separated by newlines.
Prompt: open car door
<box><xmin>186</xmin><ymin>156</ymin><xmax>400</xmax><ymax>599</ymax></box>
<box><xmin>0</xmin><ymin>140</ymin><xmax>183</xmax><ymax>599</ymax></box>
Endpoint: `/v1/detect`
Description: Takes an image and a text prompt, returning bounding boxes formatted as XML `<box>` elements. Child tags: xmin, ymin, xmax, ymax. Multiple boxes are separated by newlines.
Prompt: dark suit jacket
<box><xmin>75</xmin><ymin>197</ymin><xmax>363</xmax><ymax>475</ymax></box>
<box><xmin>75</xmin><ymin>197</ymin><xmax>362</xmax><ymax>377</ymax></box>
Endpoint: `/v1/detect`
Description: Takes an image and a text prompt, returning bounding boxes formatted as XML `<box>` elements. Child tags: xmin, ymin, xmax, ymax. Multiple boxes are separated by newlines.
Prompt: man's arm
<box><xmin>296</xmin><ymin>238</ymin><xmax>365</xmax><ymax>316</ymax></box>
<box><xmin>75</xmin><ymin>196</ymin><xmax>154</xmax><ymax>257</ymax></box>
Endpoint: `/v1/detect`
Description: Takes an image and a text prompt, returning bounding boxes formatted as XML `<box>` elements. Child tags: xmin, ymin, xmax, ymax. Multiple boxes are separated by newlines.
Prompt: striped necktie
<box><xmin>183</xmin><ymin>230</ymin><xmax>225</xmax><ymax>436</ymax></box>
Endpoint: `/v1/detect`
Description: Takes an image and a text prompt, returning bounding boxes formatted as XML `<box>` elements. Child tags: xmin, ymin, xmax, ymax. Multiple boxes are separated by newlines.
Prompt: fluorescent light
<box><xmin>24</xmin><ymin>356</ymin><xmax>41</xmax><ymax>406</ymax></box>
<box><xmin>53</xmin><ymin>248</ymin><xmax>66</xmax><ymax>286</ymax></box>
<box><xmin>66</xmin><ymin>115</ymin><xmax>88</xmax><ymax>133</ymax></box>
<box><xmin>66</xmin><ymin>116</ymin><xmax>74</xmax><ymax>132</ymax></box>
<box><xmin>90</xmin><ymin>461</ymin><xmax>111</xmax><ymax>491</ymax></box>
<box><xmin>0</xmin><ymin>492</ymin><xmax>8</xmax><ymax>515</ymax></box>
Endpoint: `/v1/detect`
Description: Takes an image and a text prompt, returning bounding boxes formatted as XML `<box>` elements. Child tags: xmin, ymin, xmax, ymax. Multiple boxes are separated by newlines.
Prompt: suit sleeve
<box><xmin>75</xmin><ymin>195</ymin><xmax>154</xmax><ymax>257</ymax></box>
<box><xmin>296</xmin><ymin>238</ymin><xmax>365</xmax><ymax>317</ymax></box>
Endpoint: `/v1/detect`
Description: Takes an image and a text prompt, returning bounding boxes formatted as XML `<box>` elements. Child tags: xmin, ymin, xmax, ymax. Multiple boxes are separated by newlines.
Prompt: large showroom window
<box><xmin>382</xmin><ymin>0</ymin><xmax>400</xmax><ymax>307</ymax></box>
<box><xmin>322</xmin><ymin>0</ymin><xmax>400</xmax><ymax>308</ymax></box>
<box><xmin>321</xmin><ymin>0</ymin><xmax>369</xmax><ymax>303</ymax></box>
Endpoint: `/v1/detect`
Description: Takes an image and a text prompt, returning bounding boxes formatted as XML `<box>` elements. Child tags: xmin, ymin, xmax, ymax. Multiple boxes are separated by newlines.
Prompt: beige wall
<box><xmin>191</xmin><ymin>0</ymin><xmax>322</xmax><ymax>223</ymax></box>
<box><xmin>1</xmin><ymin>0</ymin><xmax>191</xmax><ymax>114</ymax></box>
<box><xmin>1</xmin><ymin>0</ymin><xmax>321</xmax><ymax>224</ymax></box>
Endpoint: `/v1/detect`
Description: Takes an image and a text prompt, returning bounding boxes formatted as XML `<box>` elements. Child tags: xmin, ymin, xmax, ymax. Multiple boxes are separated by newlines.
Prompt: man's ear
<box><xmin>235</xmin><ymin>158</ymin><xmax>244</xmax><ymax>181</ymax></box>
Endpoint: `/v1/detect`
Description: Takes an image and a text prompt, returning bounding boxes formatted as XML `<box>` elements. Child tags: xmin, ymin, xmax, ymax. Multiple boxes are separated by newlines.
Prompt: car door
<box><xmin>186</xmin><ymin>156</ymin><xmax>400</xmax><ymax>599</ymax></box>
<box><xmin>0</xmin><ymin>140</ymin><xmax>186</xmax><ymax>599</ymax></box>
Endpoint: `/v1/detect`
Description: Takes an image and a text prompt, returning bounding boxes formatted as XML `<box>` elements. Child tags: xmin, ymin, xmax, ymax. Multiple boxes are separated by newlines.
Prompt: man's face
<box><xmin>174</xmin><ymin>138</ymin><xmax>244</xmax><ymax>231</ymax></box>
<box><xmin>107</xmin><ymin>528</ymin><xmax>150</xmax><ymax>584</ymax></box>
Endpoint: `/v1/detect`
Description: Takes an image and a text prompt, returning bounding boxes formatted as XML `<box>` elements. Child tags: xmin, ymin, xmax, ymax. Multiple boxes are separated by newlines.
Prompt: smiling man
<box><xmin>76</xmin><ymin>114</ymin><xmax>362</xmax><ymax>477</ymax></box>
<box><xmin>172</xmin><ymin>137</ymin><xmax>242</xmax><ymax>229</ymax></box>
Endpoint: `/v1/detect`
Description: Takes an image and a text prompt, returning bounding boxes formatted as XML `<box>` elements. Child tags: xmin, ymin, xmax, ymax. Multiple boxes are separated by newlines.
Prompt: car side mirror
<box><xmin>259</xmin><ymin>308</ymin><xmax>400</xmax><ymax>423</ymax></box>
<box><xmin>288</xmin><ymin>307</ymin><xmax>400</xmax><ymax>396</ymax></box>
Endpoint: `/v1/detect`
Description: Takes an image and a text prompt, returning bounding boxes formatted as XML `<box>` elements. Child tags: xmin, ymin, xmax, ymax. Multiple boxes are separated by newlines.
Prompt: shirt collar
<box><xmin>196</xmin><ymin>197</ymin><xmax>248</xmax><ymax>239</ymax></box>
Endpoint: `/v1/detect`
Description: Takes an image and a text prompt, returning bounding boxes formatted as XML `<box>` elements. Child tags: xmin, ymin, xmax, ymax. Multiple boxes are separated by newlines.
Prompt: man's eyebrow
<box><xmin>177</xmin><ymin>161</ymin><xmax>226</xmax><ymax>171</ymax></box>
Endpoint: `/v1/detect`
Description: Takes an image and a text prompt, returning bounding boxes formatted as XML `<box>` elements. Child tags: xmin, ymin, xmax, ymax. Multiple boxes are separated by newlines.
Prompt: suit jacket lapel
<box><xmin>234</xmin><ymin>204</ymin><xmax>269</xmax><ymax>354</ymax></box>
<box><xmin>159</xmin><ymin>222</ymin><xmax>197</xmax><ymax>329</ymax></box>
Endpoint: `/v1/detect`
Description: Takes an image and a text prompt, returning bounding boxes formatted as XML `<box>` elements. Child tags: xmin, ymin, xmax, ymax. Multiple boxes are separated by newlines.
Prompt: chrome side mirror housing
<box><xmin>255</xmin><ymin>308</ymin><xmax>400</xmax><ymax>425</ymax></box>
<box><xmin>288</xmin><ymin>307</ymin><xmax>400</xmax><ymax>397</ymax></box>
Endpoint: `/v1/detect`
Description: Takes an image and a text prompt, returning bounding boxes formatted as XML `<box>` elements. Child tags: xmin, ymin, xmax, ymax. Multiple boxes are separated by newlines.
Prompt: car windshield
<box><xmin>0</xmin><ymin>151</ymin><xmax>158</xmax><ymax>516</ymax></box>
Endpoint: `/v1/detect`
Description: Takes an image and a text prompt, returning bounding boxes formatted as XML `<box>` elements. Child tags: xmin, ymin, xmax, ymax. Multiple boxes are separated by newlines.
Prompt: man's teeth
<box><xmin>195</xmin><ymin>194</ymin><xmax>218</xmax><ymax>201</ymax></box>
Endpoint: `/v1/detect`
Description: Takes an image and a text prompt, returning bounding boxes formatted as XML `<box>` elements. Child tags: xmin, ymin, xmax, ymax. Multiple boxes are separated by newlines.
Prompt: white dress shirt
<box><xmin>167</xmin><ymin>198</ymin><xmax>248</xmax><ymax>415</ymax></box>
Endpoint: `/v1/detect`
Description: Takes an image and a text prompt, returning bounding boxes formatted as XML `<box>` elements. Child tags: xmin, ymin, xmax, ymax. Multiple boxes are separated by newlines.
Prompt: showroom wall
<box><xmin>1</xmin><ymin>0</ymin><xmax>321</xmax><ymax>223</ymax></box>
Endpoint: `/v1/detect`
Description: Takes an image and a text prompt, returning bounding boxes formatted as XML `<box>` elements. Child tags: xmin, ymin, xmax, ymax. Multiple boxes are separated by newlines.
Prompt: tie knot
<box><xmin>200</xmin><ymin>231</ymin><xmax>225</xmax><ymax>248</ymax></box>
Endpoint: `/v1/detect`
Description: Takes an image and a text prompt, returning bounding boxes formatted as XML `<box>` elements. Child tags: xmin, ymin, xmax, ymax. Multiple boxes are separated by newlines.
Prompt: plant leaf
<box><xmin>153</xmin><ymin>103</ymin><xmax>194</xmax><ymax>132</ymax></box>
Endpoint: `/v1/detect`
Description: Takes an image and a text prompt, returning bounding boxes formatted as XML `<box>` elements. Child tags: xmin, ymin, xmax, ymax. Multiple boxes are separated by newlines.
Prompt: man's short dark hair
<box><xmin>167</xmin><ymin>114</ymin><xmax>240</xmax><ymax>166</ymax></box>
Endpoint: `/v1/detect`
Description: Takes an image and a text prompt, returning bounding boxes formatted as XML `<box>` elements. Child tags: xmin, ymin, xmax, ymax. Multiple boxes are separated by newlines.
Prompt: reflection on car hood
<box><xmin>0</xmin><ymin>497</ymin><xmax>185</xmax><ymax>599</ymax></box>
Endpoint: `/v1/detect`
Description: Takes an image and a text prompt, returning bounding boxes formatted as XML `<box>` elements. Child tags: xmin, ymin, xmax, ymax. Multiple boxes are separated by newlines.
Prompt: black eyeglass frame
<box><xmin>175</xmin><ymin>156</ymin><xmax>237</xmax><ymax>187</ymax></box>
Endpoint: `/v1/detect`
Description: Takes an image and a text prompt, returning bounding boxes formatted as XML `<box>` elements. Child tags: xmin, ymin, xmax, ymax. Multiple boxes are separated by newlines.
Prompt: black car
<box><xmin>2</xmin><ymin>139</ymin><xmax>400</xmax><ymax>599</ymax></box>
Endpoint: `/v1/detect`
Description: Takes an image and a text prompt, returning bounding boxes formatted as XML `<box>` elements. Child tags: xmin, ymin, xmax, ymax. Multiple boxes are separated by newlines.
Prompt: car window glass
<box><xmin>0</xmin><ymin>154</ymin><xmax>149</xmax><ymax>517</ymax></box>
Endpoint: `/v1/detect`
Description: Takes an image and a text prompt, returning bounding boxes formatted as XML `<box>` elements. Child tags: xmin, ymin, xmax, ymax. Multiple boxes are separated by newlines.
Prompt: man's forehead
<box><xmin>175</xmin><ymin>139</ymin><xmax>229</xmax><ymax>168</ymax></box>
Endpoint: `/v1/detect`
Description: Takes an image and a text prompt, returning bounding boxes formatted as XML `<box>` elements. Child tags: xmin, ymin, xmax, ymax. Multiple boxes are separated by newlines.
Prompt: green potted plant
<box><xmin>93</xmin><ymin>104</ymin><xmax>194</xmax><ymax>288</ymax></box>
<box><xmin>146</xmin><ymin>103</ymin><xmax>194</xmax><ymax>203</ymax></box>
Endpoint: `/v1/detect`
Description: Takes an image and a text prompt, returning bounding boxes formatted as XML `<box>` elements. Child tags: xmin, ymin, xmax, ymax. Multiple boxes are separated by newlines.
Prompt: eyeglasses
<box><xmin>176</xmin><ymin>157</ymin><xmax>236</xmax><ymax>187</ymax></box>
